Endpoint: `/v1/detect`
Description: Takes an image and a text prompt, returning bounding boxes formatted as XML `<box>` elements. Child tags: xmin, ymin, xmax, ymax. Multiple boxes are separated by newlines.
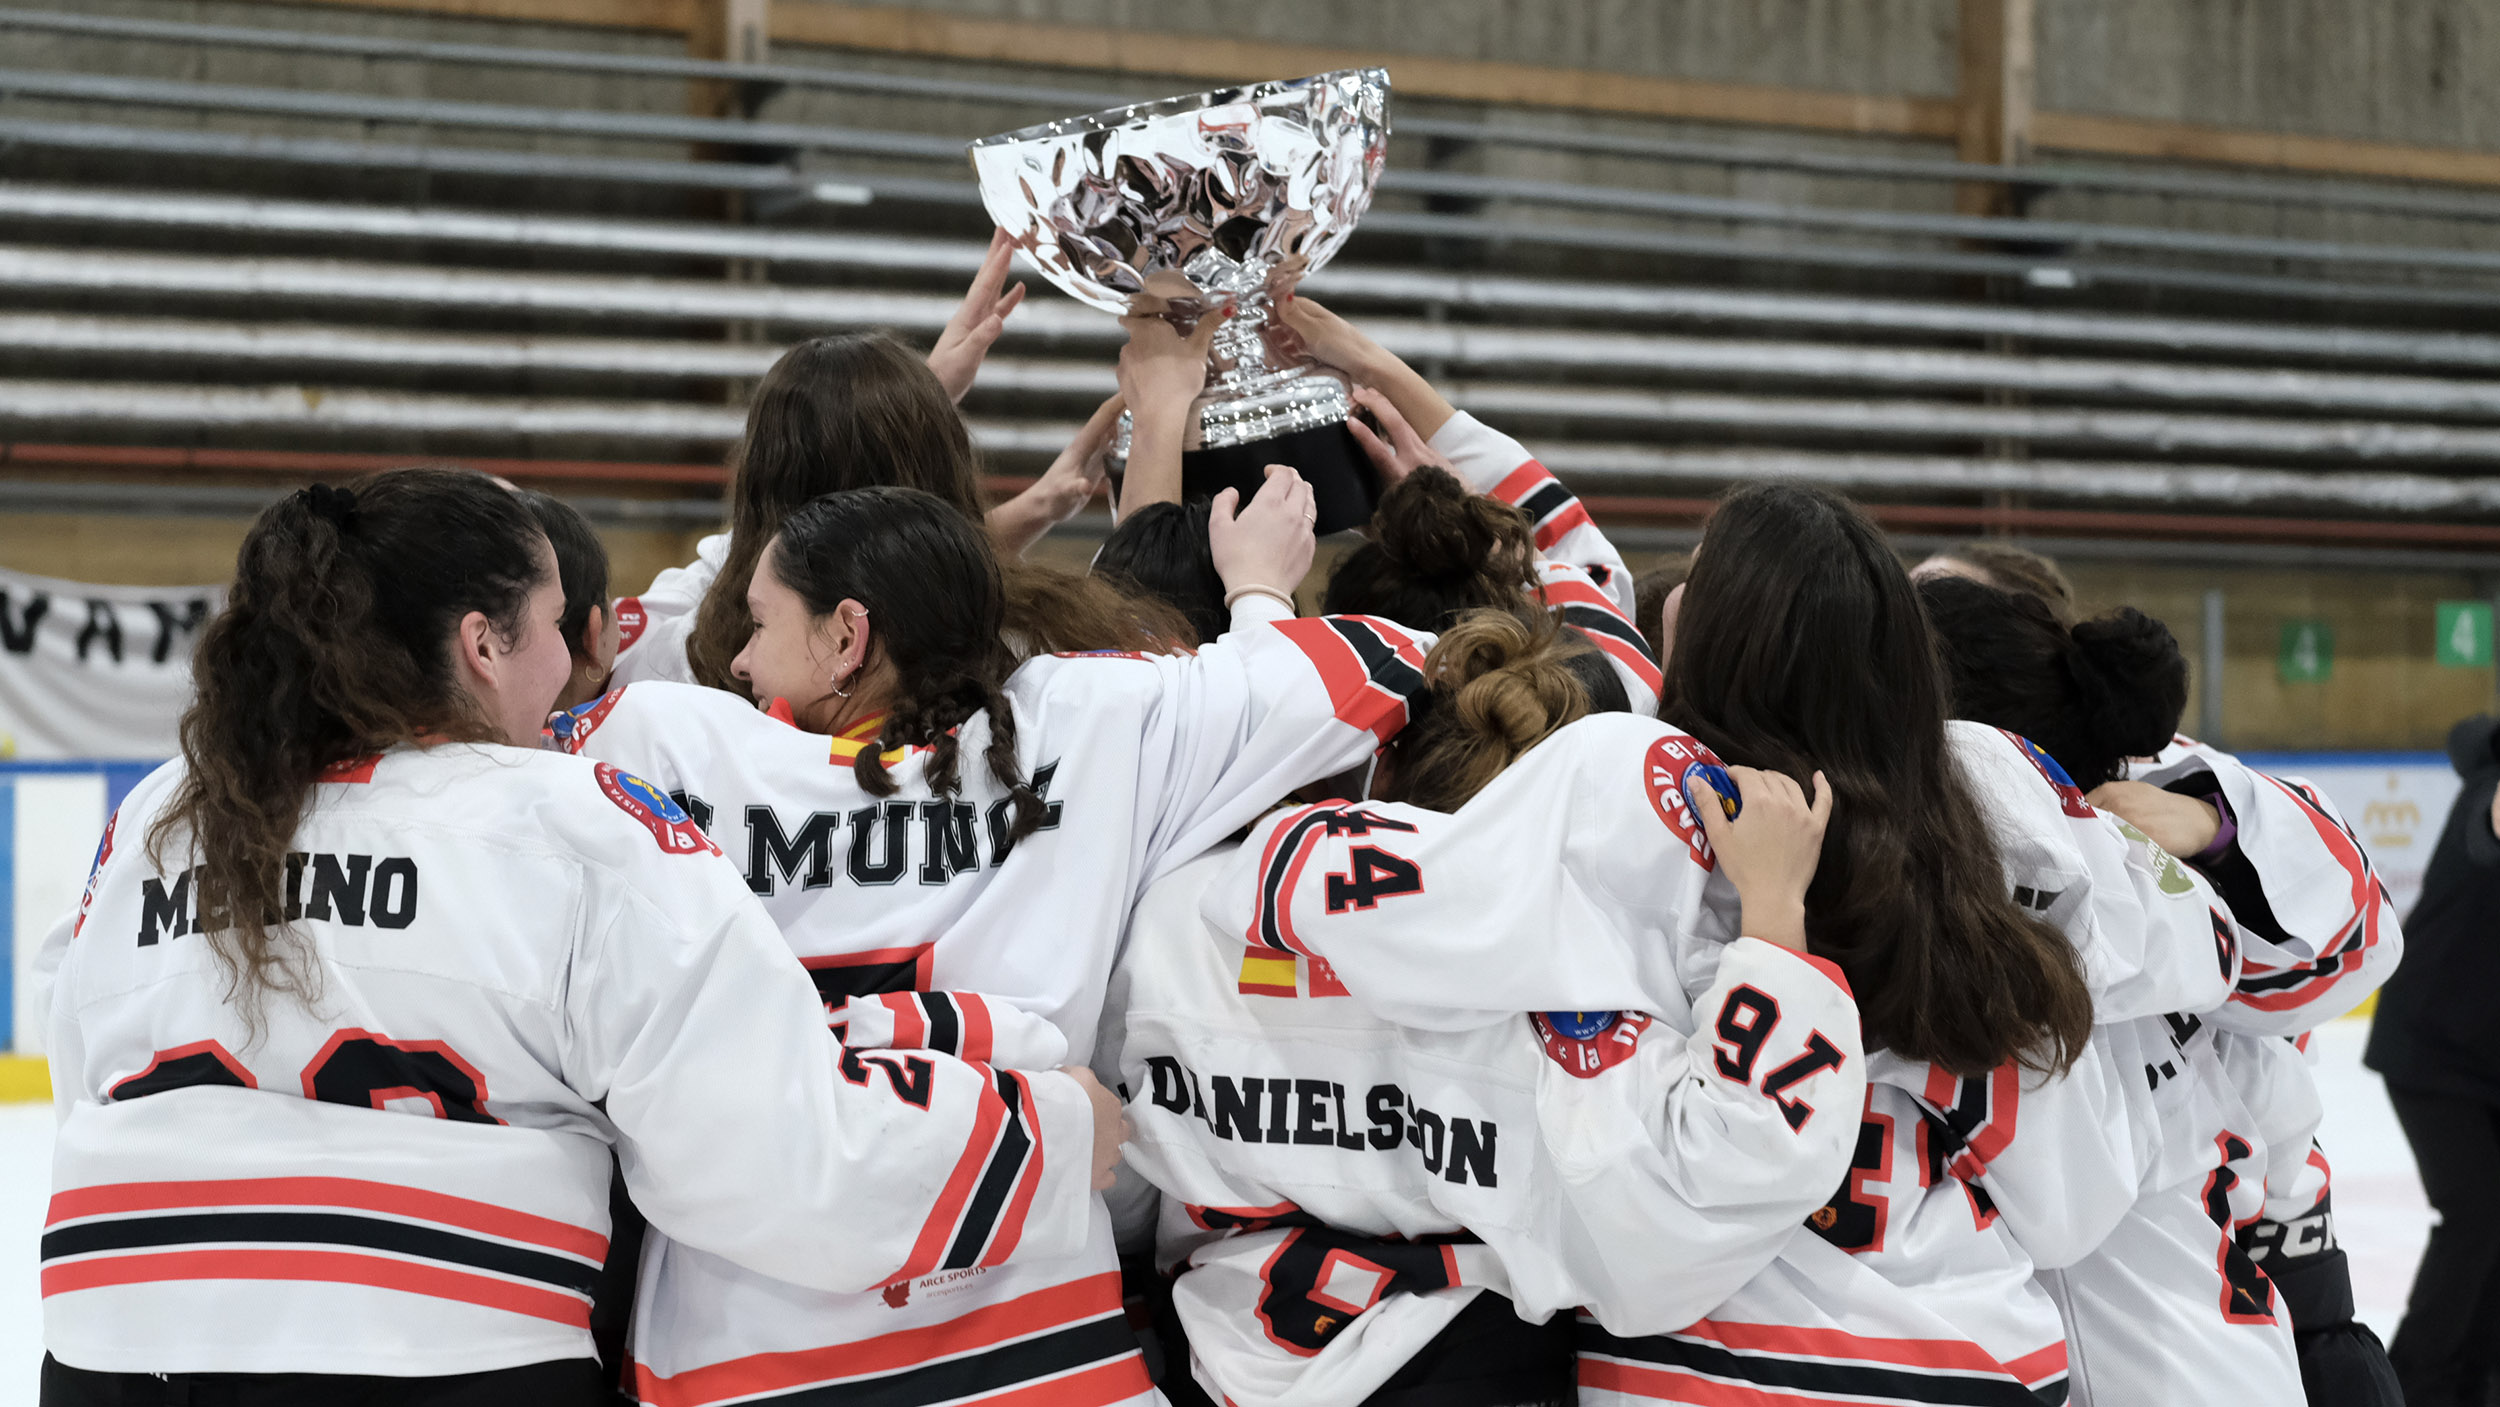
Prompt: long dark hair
<box><xmin>1661</xmin><ymin>483</ymin><xmax>2091</xmax><ymax>1077</ymax></box>
<box><xmin>153</xmin><ymin>470</ymin><xmax>548</xmax><ymax>1029</ymax></box>
<box><xmin>1919</xmin><ymin>575</ymin><xmax>2188</xmax><ymax>790</ymax></box>
<box><xmin>1323</xmin><ymin>465</ymin><xmax>1537</xmax><ymax>631</ymax></box>
<box><xmin>770</xmin><ymin>487</ymin><xmax>1046</xmax><ymax>843</ymax></box>
<box><xmin>519</xmin><ymin>489</ymin><xmax>609</xmax><ymax>663</ymax></box>
<box><xmin>689</xmin><ymin>334</ymin><xmax>989</xmax><ymax>689</ymax></box>
<box><xmin>1091</xmin><ymin>499</ymin><xmax>1226</xmax><ymax>647</ymax></box>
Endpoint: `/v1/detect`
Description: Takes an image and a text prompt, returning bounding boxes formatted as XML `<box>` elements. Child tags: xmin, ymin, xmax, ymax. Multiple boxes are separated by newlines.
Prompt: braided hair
<box><xmin>768</xmin><ymin>487</ymin><xmax>1046</xmax><ymax>843</ymax></box>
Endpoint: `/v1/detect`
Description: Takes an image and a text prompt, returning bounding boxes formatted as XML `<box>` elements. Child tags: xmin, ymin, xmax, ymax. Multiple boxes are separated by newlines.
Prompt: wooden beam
<box><xmin>269</xmin><ymin>0</ymin><xmax>696</xmax><ymax>29</ymax></box>
<box><xmin>259</xmin><ymin>0</ymin><xmax>2500</xmax><ymax>191</ymax></box>
<box><xmin>765</xmin><ymin>3</ymin><xmax>1960</xmax><ymax>139</ymax></box>
<box><xmin>2033</xmin><ymin>109</ymin><xmax>2500</xmax><ymax>190</ymax></box>
<box><xmin>1954</xmin><ymin>0</ymin><xmax>2033</xmax><ymax>216</ymax></box>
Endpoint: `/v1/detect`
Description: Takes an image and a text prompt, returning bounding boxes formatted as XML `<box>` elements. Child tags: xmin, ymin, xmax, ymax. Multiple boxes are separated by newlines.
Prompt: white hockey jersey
<box><xmin>2133</xmin><ymin>736</ymin><xmax>2402</xmax><ymax>1034</ymax></box>
<box><xmin>560</xmin><ymin>612</ymin><xmax>1434</xmax><ymax>1407</ymax></box>
<box><xmin>1428</xmin><ymin>411</ymin><xmax>1661</xmax><ymax>714</ymax></box>
<box><xmin>1212</xmin><ymin>715</ymin><xmax>2246</xmax><ymax>1405</ymax></box>
<box><xmin>1112</xmin><ymin>813</ymin><xmax>1863</xmax><ymax>1407</ymax></box>
<box><xmin>608</xmin><ymin>530</ymin><xmax>726</xmax><ymax>688</ymax></box>
<box><xmin>2035</xmin><ymin>739</ymin><xmax>2401</xmax><ymax>1407</ymax></box>
<box><xmin>40</xmin><ymin>744</ymin><xmax>1096</xmax><ymax>1378</ymax></box>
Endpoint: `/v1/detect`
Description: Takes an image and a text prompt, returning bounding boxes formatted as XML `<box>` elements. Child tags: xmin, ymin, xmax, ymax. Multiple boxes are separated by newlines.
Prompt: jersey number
<box><xmin>1256</xmin><ymin>1226</ymin><xmax>1462</xmax><ymax>1356</ymax></box>
<box><xmin>841</xmin><ymin>1048</ymin><xmax>937</xmax><ymax>1110</ymax></box>
<box><xmin>110</xmin><ymin>1031</ymin><xmax>501</xmax><ymax>1125</ymax></box>
<box><xmin>2202</xmin><ymin>1132</ymin><xmax>2278</xmax><ymax>1324</ymax></box>
<box><xmin>1712</xmin><ymin>985</ymin><xmax>1846</xmax><ymax>1131</ymax></box>
<box><xmin>1324</xmin><ymin>846</ymin><xmax>1424</xmax><ymax>914</ymax></box>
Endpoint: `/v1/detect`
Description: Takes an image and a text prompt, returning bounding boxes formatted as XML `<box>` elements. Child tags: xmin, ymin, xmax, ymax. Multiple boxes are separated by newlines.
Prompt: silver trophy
<box><xmin>969</xmin><ymin>68</ymin><xmax>1391</xmax><ymax>471</ymax></box>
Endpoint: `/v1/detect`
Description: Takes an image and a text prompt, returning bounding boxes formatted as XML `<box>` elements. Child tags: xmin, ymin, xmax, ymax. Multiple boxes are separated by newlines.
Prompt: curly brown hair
<box><xmin>151</xmin><ymin>469</ymin><xmax>548</xmax><ymax>1033</ymax></box>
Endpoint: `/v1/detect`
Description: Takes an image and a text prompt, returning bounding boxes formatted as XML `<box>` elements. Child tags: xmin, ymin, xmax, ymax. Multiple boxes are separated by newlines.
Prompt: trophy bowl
<box><xmin>970</xmin><ymin>69</ymin><xmax>1391</xmax><ymax>530</ymax></box>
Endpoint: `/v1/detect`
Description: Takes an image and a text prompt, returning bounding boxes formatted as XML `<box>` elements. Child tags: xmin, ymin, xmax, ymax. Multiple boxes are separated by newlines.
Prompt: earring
<box><xmin>582</xmin><ymin>662</ymin><xmax>606</xmax><ymax>686</ymax></box>
<box><xmin>831</xmin><ymin>670</ymin><xmax>852</xmax><ymax>698</ymax></box>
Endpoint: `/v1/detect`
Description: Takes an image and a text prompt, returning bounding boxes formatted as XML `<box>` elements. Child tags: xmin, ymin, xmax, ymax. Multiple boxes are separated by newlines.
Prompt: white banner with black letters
<box><xmin>0</xmin><ymin>564</ymin><xmax>220</xmax><ymax>760</ymax></box>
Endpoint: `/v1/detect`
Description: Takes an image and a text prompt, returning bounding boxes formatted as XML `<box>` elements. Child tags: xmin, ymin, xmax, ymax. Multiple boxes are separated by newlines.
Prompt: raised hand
<box><xmin>1690</xmin><ymin>766</ymin><xmax>1833</xmax><ymax>952</ymax></box>
<box><xmin>926</xmin><ymin>229</ymin><xmax>1030</xmax><ymax>404</ymax></box>
<box><xmin>1346</xmin><ymin>383</ymin><xmax>1457</xmax><ymax>488</ymax></box>
<box><xmin>1207</xmin><ymin>464</ymin><xmax>1317</xmax><ymax>608</ymax></box>
<box><xmin>986</xmin><ymin>394</ymin><xmax>1124</xmax><ymax>556</ymax></box>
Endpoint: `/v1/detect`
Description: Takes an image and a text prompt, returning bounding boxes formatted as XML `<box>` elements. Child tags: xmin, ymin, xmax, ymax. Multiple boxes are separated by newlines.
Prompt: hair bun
<box><xmin>2064</xmin><ymin>608</ymin><xmax>2189</xmax><ymax>759</ymax></box>
<box><xmin>1374</xmin><ymin>466</ymin><xmax>1525</xmax><ymax>586</ymax></box>
<box><xmin>300</xmin><ymin>483</ymin><xmax>360</xmax><ymax>532</ymax></box>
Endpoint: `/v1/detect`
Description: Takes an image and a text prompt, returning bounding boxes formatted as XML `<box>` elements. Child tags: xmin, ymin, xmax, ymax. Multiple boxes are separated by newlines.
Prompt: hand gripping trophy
<box><xmin>970</xmin><ymin>68</ymin><xmax>1391</xmax><ymax>533</ymax></box>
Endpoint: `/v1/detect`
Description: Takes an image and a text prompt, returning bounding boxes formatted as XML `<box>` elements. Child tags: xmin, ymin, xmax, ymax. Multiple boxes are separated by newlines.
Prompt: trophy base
<box><xmin>1182</xmin><ymin>422</ymin><xmax>1379</xmax><ymax>537</ymax></box>
<box><xmin>1197</xmin><ymin>368</ymin><xmax>1352</xmax><ymax>449</ymax></box>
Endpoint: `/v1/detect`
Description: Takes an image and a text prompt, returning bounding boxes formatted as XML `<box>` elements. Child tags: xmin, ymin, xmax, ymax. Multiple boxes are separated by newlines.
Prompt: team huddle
<box><xmin>32</xmin><ymin>242</ymin><xmax>2404</xmax><ymax>1407</ymax></box>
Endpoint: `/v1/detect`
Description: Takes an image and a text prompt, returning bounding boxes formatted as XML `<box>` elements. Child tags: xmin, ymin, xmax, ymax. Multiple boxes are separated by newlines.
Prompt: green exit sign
<box><xmin>2438</xmin><ymin>601</ymin><xmax>2495</xmax><ymax>668</ymax></box>
<box><xmin>2279</xmin><ymin>620</ymin><xmax>2333</xmax><ymax>683</ymax></box>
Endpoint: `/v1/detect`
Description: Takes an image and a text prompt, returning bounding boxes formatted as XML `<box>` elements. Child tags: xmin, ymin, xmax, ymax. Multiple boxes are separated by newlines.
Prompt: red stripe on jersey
<box><xmin>978</xmin><ymin>1073</ymin><xmax>1048</xmax><ymax>1270</ymax></box>
<box><xmin>1270</xmin><ymin>617</ymin><xmax>1426</xmax><ymax>743</ymax></box>
<box><xmin>2230</xmin><ymin>773</ymin><xmax>2382</xmax><ymax>1013</ymax></box>
<box><xmin>46</xmin><ymin>1177</ymin><xmax>606</xmax><ymax>1261</ymax></box>
<box><xmin>2005</xmin><ymin>1339</ymin><xmax>2069</xmax><ymax>1386</ymax></box>
<box><xmin>633</xmin><ymin>1271</ymin><xmax>1132</xmax><ymax>1407</ymax></box>
<box><xmin>1537</xmin><ymin>502</ymin><xmax>1595</xmax><ymax>553</ymax></box>
<box><xmin>1488</xmin><ymin>461</ymin><xmax>1553</xmax><ymax>509</ymax></box>
<box><xmin>957</xmin><ymin>993</ymin><xmax>997</xmax><ymax>1065</ymax></box>
<box><xmin>41</xmin><ymin>1248</ymin><xmax>590</xmax><ymax>1327</ymax></box>
<box><xmin>893</xmin><ymin>1070</ymin><xmax>1008</xmax><ymax>1285</ymax></box>
<box><xmin>1579</xmin><ymin>1357</ymin><xmax>1898</xmax><ymax>1407</ymax></box>
<box><xmin>1242</xmin><ymin>804</ymin><xmax>1330</xmax><ymax>961</ymax></box>
<box><xmin>1669</xmin><ymin>1318</ymin><xmax>2019</xmax><ymax>1376</ymax></box>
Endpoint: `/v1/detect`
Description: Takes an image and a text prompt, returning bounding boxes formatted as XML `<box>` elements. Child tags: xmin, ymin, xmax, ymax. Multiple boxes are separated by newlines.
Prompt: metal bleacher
<box><xmin>7</xmin><ymin>5</ymin><xmax>2500</xmax><ymax>560</ymax></box>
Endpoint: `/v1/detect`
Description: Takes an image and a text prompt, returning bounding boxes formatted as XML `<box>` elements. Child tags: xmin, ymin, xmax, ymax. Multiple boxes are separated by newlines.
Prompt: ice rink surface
<box><xmin>0</xmin><ymin>1019</ymin><xmax>2438</xmax><ymax>1405</ymax></box>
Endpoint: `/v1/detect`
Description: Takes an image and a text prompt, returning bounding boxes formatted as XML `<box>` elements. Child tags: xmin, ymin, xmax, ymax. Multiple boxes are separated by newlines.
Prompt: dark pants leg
<box><xmin>41</xmin><ymin>1355</ymin><xmax>607</xmax><ymax>1407</ymax></box>
<box><xmin>2386</xmin><ymin>1088</ymin><xmax>2500</xmax><ymax>1406</ymax></box>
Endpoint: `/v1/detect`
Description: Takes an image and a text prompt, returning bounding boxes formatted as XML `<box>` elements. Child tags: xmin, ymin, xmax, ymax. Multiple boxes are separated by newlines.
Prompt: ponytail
<box><xmin>152</xmin><ymin>470</ymin><xmax>547</xmax><ymax>1033</ymax></box>
<box><xmin>774</xmin><ymin>488</ymin><xmax>1048</xmax><ymax>844</ymax></box>
<box><xmin>1382</xmin><ymin>609</ymin><xmax>1596</xmax><ymax>812</ymax></box>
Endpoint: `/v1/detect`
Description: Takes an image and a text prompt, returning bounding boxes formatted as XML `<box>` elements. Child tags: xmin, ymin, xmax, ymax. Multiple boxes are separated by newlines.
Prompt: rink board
<box><xmin>0</xmin><ymin>751</ymin><xmax>2467</xmax><ymax>1063</ymax></box>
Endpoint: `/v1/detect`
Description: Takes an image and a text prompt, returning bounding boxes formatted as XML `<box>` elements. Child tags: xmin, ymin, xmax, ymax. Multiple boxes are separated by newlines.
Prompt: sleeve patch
<box><xmin>547</xmin><ymin>688</ymin><xmax>625</xmax><ymax>755</ymax></box>
<box><xmin>1643</xmin><ymin>734</ymin><xmax>1724</xmax><ymax>870</ymax></box>
<box><xmin>1532</xmin><ymin>1009</ymin><xmax>1651</xmax><ymax>1078</ymax></box>
<box><xmin>1998</xmin><ymin>729</ymin><xmax>2096</xmax><ymax>819</ymax></box>
<box><xmin>613</xmin><ymin>596</ymin><xmax>648</xmax><ymax>652</ymax></box>
<box><xmin>594</xmin><ymin>762</ymin><xmax>720</xmax><ymax>856</ymax></box>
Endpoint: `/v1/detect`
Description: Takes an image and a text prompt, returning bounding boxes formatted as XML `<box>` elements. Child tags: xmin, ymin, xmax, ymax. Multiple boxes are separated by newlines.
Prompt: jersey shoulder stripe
<box><xmin>1271</xmin><ymin>616</ymin><xmax>1429</xmax><ymax>743</ymax></box>
<box><xmin>1489</xmin><ymin>460</ymin><xmax>1596</xmax><ymax>553</ymax></box>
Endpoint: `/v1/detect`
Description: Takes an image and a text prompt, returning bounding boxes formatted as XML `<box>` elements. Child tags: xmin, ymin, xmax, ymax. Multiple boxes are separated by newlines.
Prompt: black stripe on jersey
<box><xmin>1257</xmin><ymin>809</ymin><xmax>1337</xmax><ymax>955</ymax></box>
<box><xmin>808</xmin><ymin>955</ymin><xmax>924</xmax><ymax>1006</ymax></box>
<box><xmin>920</xmin><ymin>993</ymin><xmax>963</xmax><ymax>1056</ymax></box>
<box><xmin>1558</xmin><ymin>602</ymin><xmax>1651</xmax><ymax>656</ymax></box>
<box><xmin>1580</xmin><ymin>1324</ymin><xmax>2046</xmax><ymax>1406</ymax></box>
<box><xmin>942</xmin><ymin>1070</ymin><xmax>1033</xmax><ymax>1271</ymax></box>
<box><xmin>1514</xmin><ymin>480</ymin><xmax>1576</xmax><ymax>527</ymax></box>
<box><xmin>2237</xmin><ymin>927</ymin><xmax>2364</xmax><ymax>994</ymax></box>
<box><xmin>1325</xmin><ymin>618</ymin><xmax>1427</xmax><ymax>707</ymax></box>
<box><xmin>755</xmin><ymin>1313</ymin><xmax>1136</xmax><ymax>1406</ymax></box>
<box><xmin>42</xmin><ymin>1211</ymin><xmax>601</xmax><ymax>1296</ymax></box>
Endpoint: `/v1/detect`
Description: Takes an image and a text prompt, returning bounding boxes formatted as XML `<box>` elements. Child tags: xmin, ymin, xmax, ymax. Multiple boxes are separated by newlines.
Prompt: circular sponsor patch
<box><xmin>1642</xmin><ymin>734</ymin><xmax>1721</xmax><ymax>870</ymax></box>
<box><xmin>1679</xmin><ymin>761</ymin><xmax>1740</xmax><ymax>824</ymax></box>
<box><xmin>1531</xmin><ymin>1009</ymin><xmax>1652</xmax><ymax>1079</ymax></box>
<box><xmin>1544</xmin><ymin>1010</ymin><xmax>1615</xmax><ymax>1041</ymax></box>
<box><xmin>614</xmin><ymin>596</ymin><xmax>648</xmax><ymax>651</ymax></box>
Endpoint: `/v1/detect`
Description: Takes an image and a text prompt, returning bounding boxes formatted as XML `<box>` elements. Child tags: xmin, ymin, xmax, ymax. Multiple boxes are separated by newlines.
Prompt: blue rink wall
<box><xmin>0</xmin><ymin>751</ymin><xmax>2461</xmax><ymax>1057</ymax></box>
<box><xmin>0</xmin><ymin>761</ymin><xmax>162</xmax><ymax>1057</ymax></box>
